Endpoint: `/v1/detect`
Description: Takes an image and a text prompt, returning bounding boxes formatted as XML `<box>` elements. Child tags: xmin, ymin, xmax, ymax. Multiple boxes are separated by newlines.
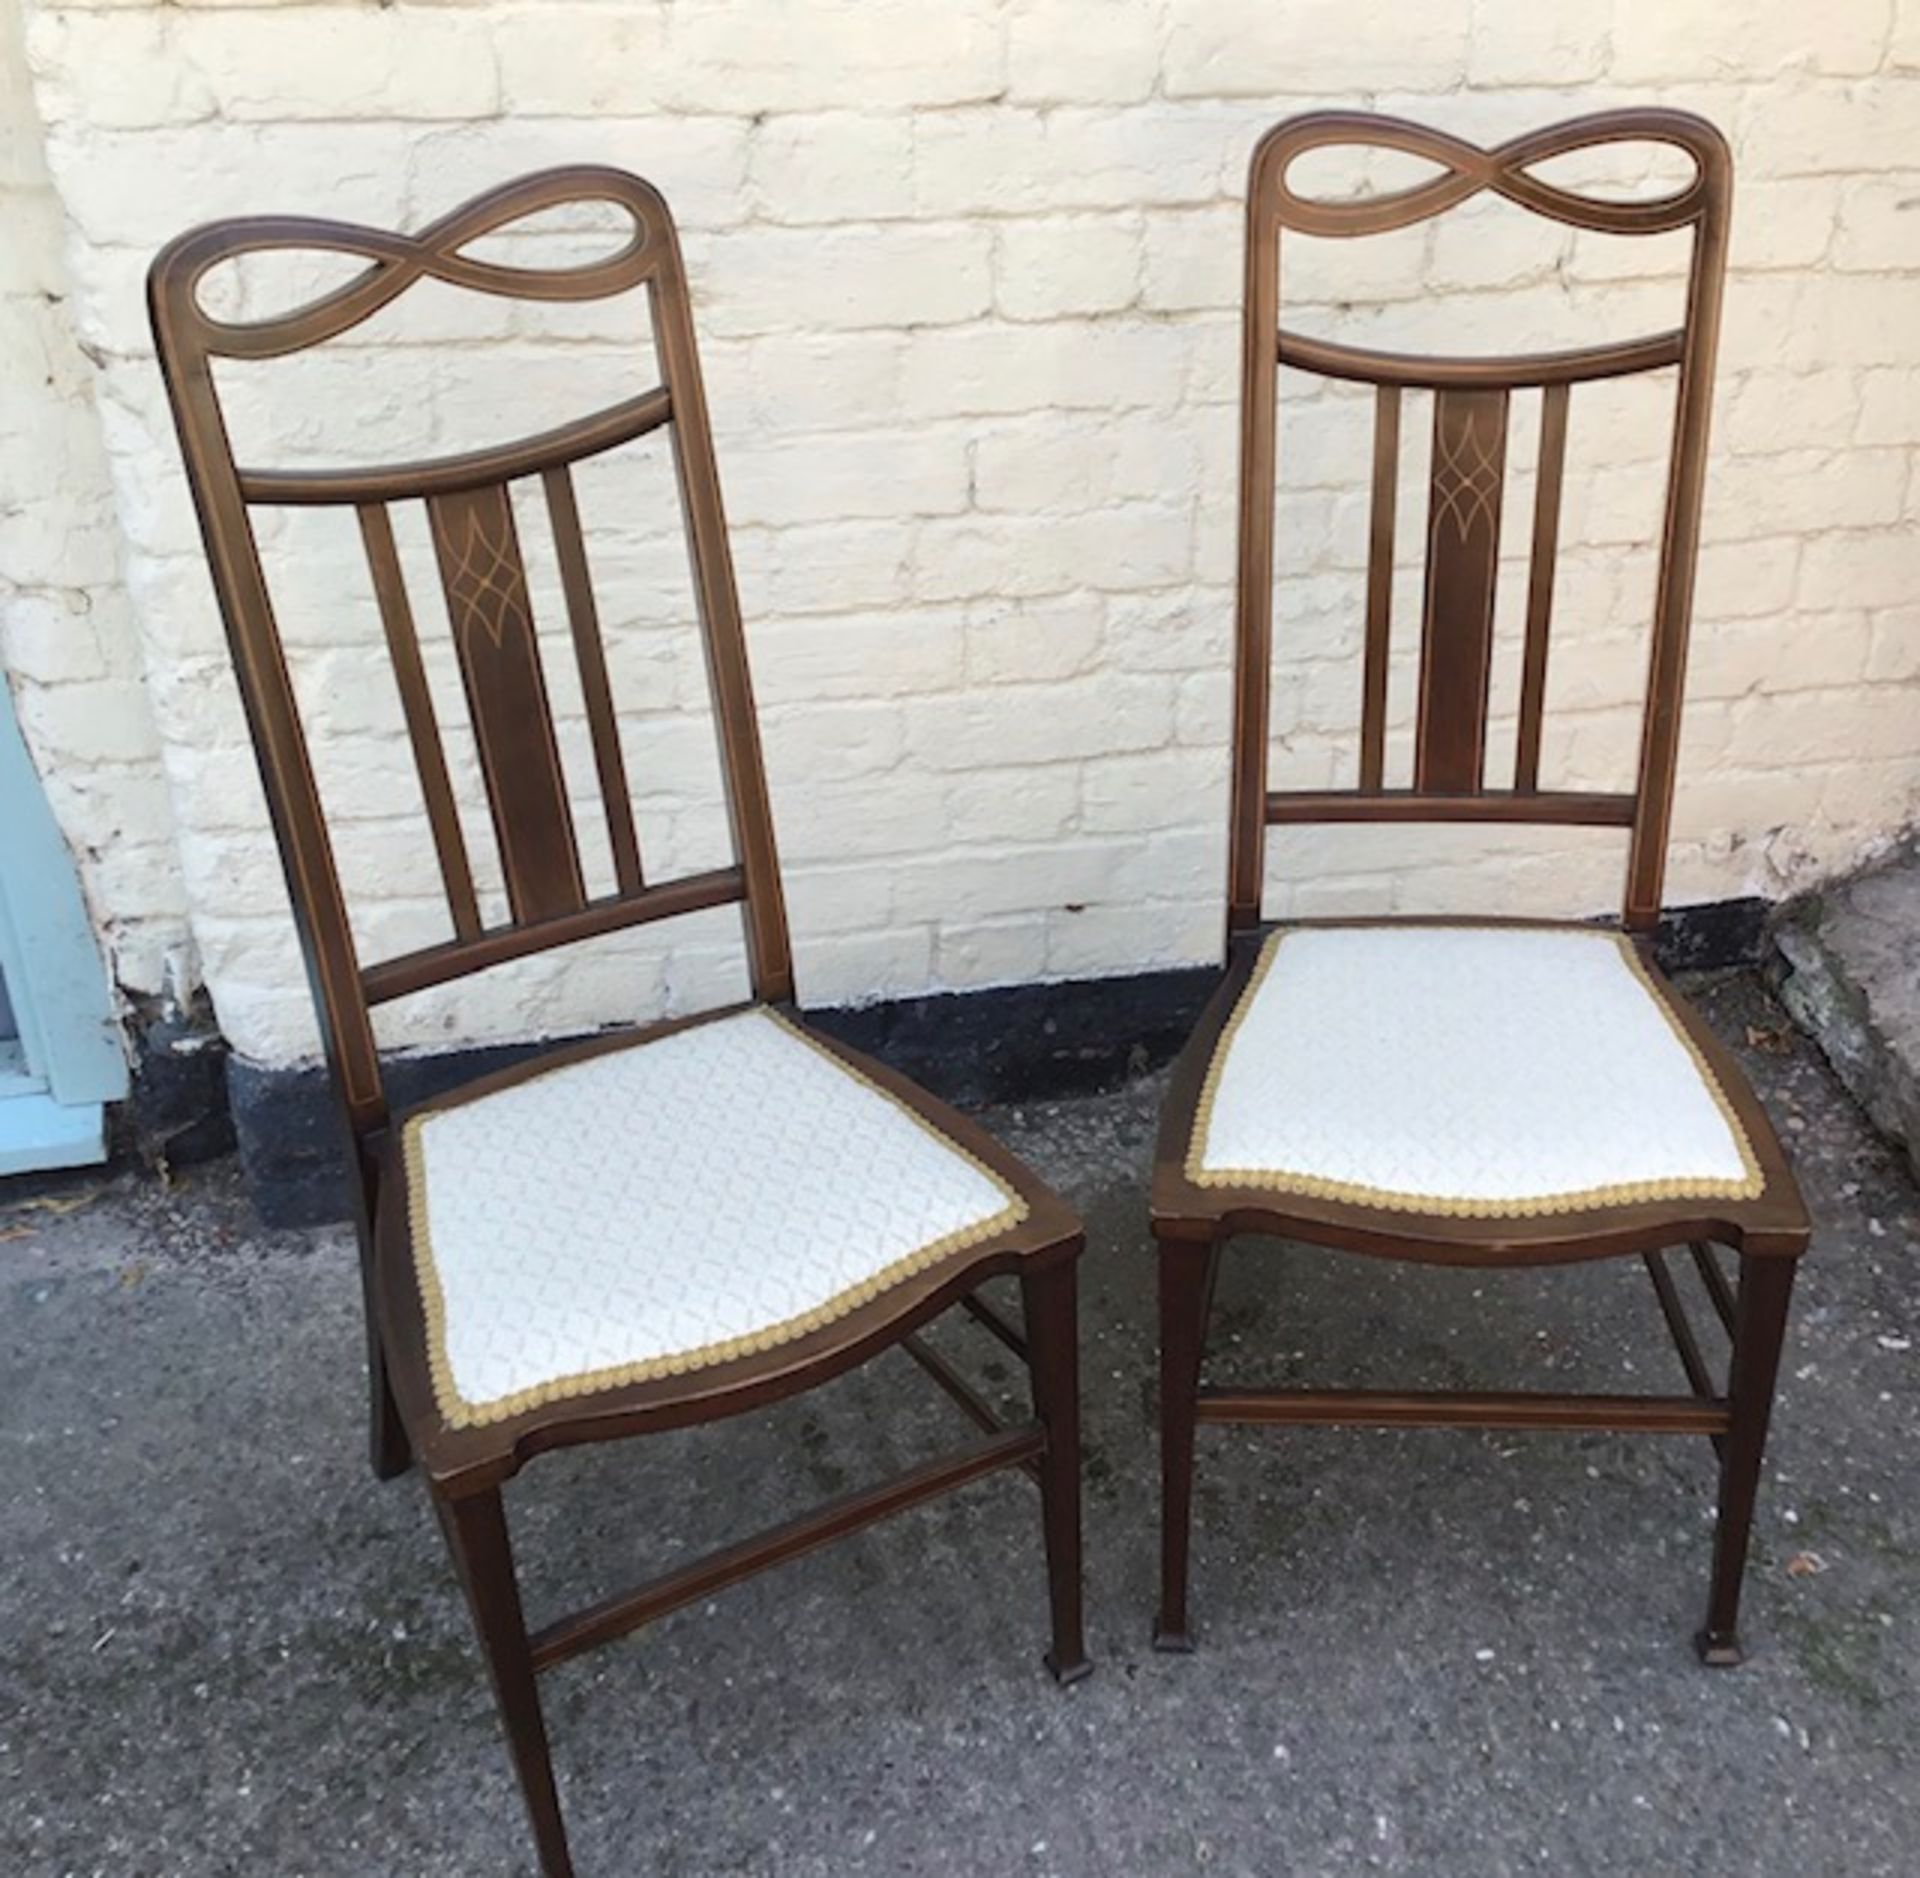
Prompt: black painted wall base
<box><xmin>222</xmin><ymin>896</ymin><xmax>1768</xmax><ymax>1228</ymax></box>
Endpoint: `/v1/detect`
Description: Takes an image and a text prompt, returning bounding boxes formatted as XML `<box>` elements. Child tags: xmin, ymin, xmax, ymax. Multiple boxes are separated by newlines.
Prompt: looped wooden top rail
<box><xmin>148</xmin><ymin>166</ymin><xmax>671</xmax><ymax>362</ymax></box>
<box><xmin>1257</xmin><ymin>108</ymin><xmax>1727</xmax><ymax>239</ymax></box>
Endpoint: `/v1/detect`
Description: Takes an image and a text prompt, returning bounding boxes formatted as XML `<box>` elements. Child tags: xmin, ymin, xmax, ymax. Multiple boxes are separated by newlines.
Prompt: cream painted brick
<box><xmin>1105</xmin><ymin>588</ymin><xmax>1234</xmax><ymax>675</ymax></box>
<box><xmin>1080</xmin><ymin>748</ymin><xmax>1221</xmax><ymax>834</ymax></box>
<box><xmin>662</xmin><ymin>1</ymin><xmax>1003</xmax><ymax>113</ymax></box>
<box><xmin>1896</xmin><ymin>5</ymin><xmax>1920</xmax><ymax>69</ymax></box>
<box><xmin>494</xmin><ymin>5</ymin><xmax>668</xmax><ymax>115</ymax></box>
<box><xmin>695</xmin><ymin>223</ymin><xmax>991</xmax><ymax>337</ymax></box>
<box><xmin>761</xmin><ymin>700</ymin><xmax>905</xmax><ymax>777</ymax></box>
<box><xmin>1866</xmin><ymin>607</ymin><xmax>1920</xmax><ymax>681</ymax></box>
<box><xmin>904</xmin><ymin>676</ymin><xmax>1174</xmax><ymax>769</ymax></box>
<box><xmin>727</xmin><ymin>333</ymin><xmax>906</xmax><ymax>436</ymax></box>
<box><xmin>1173</xmin><ymin>668</ymin><xmax>1229</xmax><ymax>748</ymax></box>
<box><xmin>1166</xmin><ymin>0</ymin><xmax>1469</xmax><ymax>96</ymax></box>
<box><xmin>1748</xmin><ymin>80</ymin><xmax>1920</xmax><ymax>177</ymax></box>
<box><xmin>722</xmin><ymin>430</ymin><xmax>969</xmax><ymax>527</ymax></box>
<box><xmin>0</xmin><ymin>590</ymin><xmax>108</xmax><ymax>685</ymax></box>
<box><xmin>1815</xmin><ymin>759</ymin><xmax>1920</xmax><ymax>834</ymax></box>
<box><xmin>1798</xmin><ymin>532</ymin><xmax>1920</xmax><ymax>611</ymax></box>
<box><xmin>894</xmin><ymin>837</ymin><xmax>1159</xmax><ymax>917</ymax></box>
<box><xmin>912</xmin><ymin>504</ymin><xmax>1191</xmax><ymax>602</ymax></box>
<box><xmin>1044</xmin><ymin>901</ymin><xmax>1215</xmax><ymax>976</ymax></box>
<box><xmin>45</xmin><ymin>123</ymin><xmax>415</xmax><ymax>249</ymax></box>
<box><xmin>1855</xmin><ymin>368</ymin><xmax>1920</xmax><ymax>446</ymax></box>
<box><xmin>732</xmin><ymin>520</ymin><xmax>910</xmax><ymax>617</ymax></box>
<box><xmin>1725</xmin><ymin>274</ymin><xmax>1920</xmax><ymax>370</ymax></box>
<box><xmin>941</xmin><ymin>765</ymin><xmax>1082</xmax><ymax>846</ymax></box>
<box><xmin>1141</xmin><ymin>207</ymin><xmax>1242</xmax><ymax>313</ymax></box>
<box><xmin>1731</xmin><ymin>178</ymin><xmax>1841</xmax><ymax>271</ymax></box>
<box><xmin>1720</xmin><ymin>369</ymin><xmax>1860</xmax><ymax>455</ymax></box>
<box><xmin>405</xmin><ymin>117</ymin><xmax>753</xmax><ymax>233</ymax></box>
<box><xmin>1690</xmin><ymin>612</ymin><xmax>1872</xmax><ymax>698</ymax></box>
<box><xmin>1612</xmin><ymin>0</ymin><xmax>1892</xmax><ymax>80</ymax></box>
<box><xmin>972</xmin><ymin>413</ymin><xmax>1200</xmax><ymax>514</ymax></box>
<box><xmin>933</xmin><ymin>918</ymin><xmax>1049</xmax><ymax>991</ymax></box>
<box><xmin>800</xmin><ymin>928</ymin><xmax>936</xmax><ymax>1007</ymax></box>
<box><xmin>1694</xmin><ymin>538</ymin><xmax>1802</xmax><ymax>618</ymax></box>
<box><xmin>1833</xmin><ymin>173</ymin><xmax>1920</xmax><ymax>272</ymax></box>
<box><xmin>993</xmin><ymin>215</ymin><xmax>1141</xmax><ymax>321</ymax></box>
<box><xmin>179</xmin><ymin>8</ymin><xmax>499</xmax><ymax>121</ymax></box>
<box><xmin>1465</xmin><ymin>1</ymin><xmax>1607</xmax><ymax>84</ymax></box>
<box><xmin>1705</xmin><ymin>449</ymin><xmax>1910</xmax><ymax>539</ymax></box>
<box><xmin>15</xmin><ymin>675</ymin><xmax>164</xmax><ymax>764</ymax></box>
<box><xmin>748</xmin><ymin>114</ymin><xmax>916</xmax><ymax>226</ymax></box>
<box><xmin>1008</xmin><ymin>0</ymin><xmax>1159</xmax><ymax>105</ymax></box>
<box><xmin>1427</xmin><ymin>207</ymin><xmax>1568</xmax><ymax>293</ymax></box>
<box><xmin>913</xmin><ymin>106</ymin><xmax>1230</xmax><ymax>218</ymax></box>
<box><xmin>26</xmin><ymin>9</ymin><xmax>211</xmax><ymax>127</ymax></box>
<box><xmin>751</xmin><ymin>609</ymin><xmax>964</xmax><ymax>703</ymax></box>
<box><xmin>760</xmin><ymin>771</ymin><xmax>948</xmax><ymax>865</ymax></box>
<box><xmin>961</xmin><ymin>594</ymin><xmax>1104</xmax><ymax>684</ymax></box>
<box><xmin>900</xmin><ymin>320</ymin><xmax>1190</xmax><ymax>420</ymax></box>
<box><xmin>782</xmin><ymin>864</ymin><xmax>895</xmax><ymax>939</ymax></box>
<box><xmin>1726</xmin><ymin>686</ymin><xmax>1920</xmax><ymax>766</ymax></box>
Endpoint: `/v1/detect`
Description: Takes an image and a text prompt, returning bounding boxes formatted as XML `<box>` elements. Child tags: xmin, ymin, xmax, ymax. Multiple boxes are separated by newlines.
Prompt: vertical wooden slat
<box><xmin>541</xmin><ymin>466</ymin><xmax>643</xmax><ymax>894</ymax></box>
<box><xmin>1414</xmin><ymin>387</ymin><xmax>1509</xmax><ymax>793</ymax></box>
<box><xmin>1514</xmin><ymin>382</ymin><xmax>1570</xmax><ymax>794</ymax></box>
<box><xmin>1360</xmin><ymin>384</ymin><xmax>1402</xmax><ymax>791</ymax></box>
<box><xmin>357</xmin><ymin>503</ymin><xmax>483</xmax><ymax>940</ymax></box>
<box><xmin>426</xmin><ymin>483</ymin><xmax>585</xmax><ymax>925</ymax></box>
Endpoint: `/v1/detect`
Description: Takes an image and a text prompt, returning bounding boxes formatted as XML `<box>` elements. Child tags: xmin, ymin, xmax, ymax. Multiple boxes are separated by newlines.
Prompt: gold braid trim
<box><xmin>1185</xmin><ymin>926</ymin><xmax>1766</xmax><ymax>1219</ymax></box>
<box><xmin>405</xmin><ymin>1007</ymin><xmax>1028</xmax><ymax>1431</ymax></box>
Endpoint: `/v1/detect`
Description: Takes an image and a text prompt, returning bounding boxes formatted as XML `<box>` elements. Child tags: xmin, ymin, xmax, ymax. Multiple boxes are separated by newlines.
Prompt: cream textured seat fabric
<box><xmin>402</xmin><ymin>1008</ymin><xmax>1025</xmax><ymax>1428</ymax></box>
<box><xmin>1188</xmin><ymin>925</ymin><xmax>1763</xmax><ymax>1218</ymax></box>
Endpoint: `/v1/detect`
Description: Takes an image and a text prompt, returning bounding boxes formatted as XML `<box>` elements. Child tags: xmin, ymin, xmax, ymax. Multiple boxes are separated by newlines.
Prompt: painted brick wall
<box><xmin>1</xmin><ymin>0</ymin><xmax>189</xmax><ymax>1009</ymax></box>
<box><xmin>12</xmin><ymin>0</ymin><xmax>1920</xmax><ymax>1069</ymax></box>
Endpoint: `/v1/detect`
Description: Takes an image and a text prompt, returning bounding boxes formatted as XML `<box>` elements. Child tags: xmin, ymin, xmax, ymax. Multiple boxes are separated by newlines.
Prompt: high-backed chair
<box><xmin>1151</xmin><ymin>111</ymin><xmax>1810</xmax><ymax>1664</ymax></box>
<box><xmin>149</xmin><ymin>170</ymin><xmax>1088</xmax><ymax>1877</ymax></box>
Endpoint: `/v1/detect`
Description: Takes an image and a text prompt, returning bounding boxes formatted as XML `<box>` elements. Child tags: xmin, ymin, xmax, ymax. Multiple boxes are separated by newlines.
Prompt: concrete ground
<box><xmin>5</xmin><ymin>970</ymin><xmax>1920</xmax><ymax>1877</ymax></box>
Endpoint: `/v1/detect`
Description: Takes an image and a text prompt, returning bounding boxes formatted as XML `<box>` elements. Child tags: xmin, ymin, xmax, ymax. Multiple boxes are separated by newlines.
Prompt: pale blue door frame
<box><xmin>0</xmin><ymin>678</ymin><xmax>127</xmax><ymax>1174</ymax></box>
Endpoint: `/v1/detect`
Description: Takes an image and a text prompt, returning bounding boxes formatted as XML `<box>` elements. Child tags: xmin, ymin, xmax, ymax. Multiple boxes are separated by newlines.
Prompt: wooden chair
<box><xmin>1151</xmin><ymin>111</ymin><xmax>1810</xmax><ymax>1665</ymax></box>
<box><xmin>148</xmin><ymin>169</ymin><xmax>1088</xmax><ymax>1877</ymax></box>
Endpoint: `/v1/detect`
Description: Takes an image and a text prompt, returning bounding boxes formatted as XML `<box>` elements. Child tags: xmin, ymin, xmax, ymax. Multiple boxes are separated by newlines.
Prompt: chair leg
<box><xmin>367</xmin><ymin>1330</ymin><xmax>412</xmax><ymax>1482</ymax></box>
<box><xmin>1021</xmin><ymin>1257</ymin><xmax>1091</xmax><ymax>1684</ymax></box>
<box><xmin>1698</xmin><ymin>1253</ymin><xmax>1800</xmax><ymax>1667</ymax></box>
<box><xmin>437</xmin><ymin>1487</ymin><xmax>575</xmax><ymax>1877</ymax></box>
<box><xmin>1155</xmin><ymin>1236</ymin><xmax>1217</xmax><ymax>1653</ymax></box>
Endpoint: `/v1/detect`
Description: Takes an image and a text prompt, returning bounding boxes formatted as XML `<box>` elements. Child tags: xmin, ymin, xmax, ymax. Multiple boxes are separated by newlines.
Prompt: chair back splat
<box><xmin>1230</xmin><ymin>110</ymin><xmax>1732</xmax><ymax>940</ymax></box>
<box><xmin>147</xmin><ymin>169</ymin><xmax>794</xmax><ymax>1175</ymax></box>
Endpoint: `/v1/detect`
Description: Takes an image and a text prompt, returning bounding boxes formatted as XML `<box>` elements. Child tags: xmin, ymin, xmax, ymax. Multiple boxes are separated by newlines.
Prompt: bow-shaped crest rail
<box><xmin>149</xmin><ymin>166</ymin><xmax>671</xmax><ymax>361</ymax></box>
<box><xmin>1258</xmin><ymin>109</ymin><xmax>1727</xmax><ymax>239</ymax></box>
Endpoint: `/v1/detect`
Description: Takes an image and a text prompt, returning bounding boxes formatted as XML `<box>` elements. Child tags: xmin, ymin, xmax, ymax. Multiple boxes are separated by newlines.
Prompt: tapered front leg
<box><xmin>1698</xmin><ymin>1253</ymin><xmax>1799</xmax><ymax>1666</ymax></box>
<box><xmin>1155</xmin><ymin>1236</ymin><xmax>1218</xmax><ymax>1652</ymax></box>
<box><xmin>438</xmin><ymin>1487</ymin><xmax>574</xmax><ymax>1877</ymax></box>
<box><xmin>1021</xmin><ymin>1254</ymin><xmax>1091</xmax><ymax>1684</ymax></box>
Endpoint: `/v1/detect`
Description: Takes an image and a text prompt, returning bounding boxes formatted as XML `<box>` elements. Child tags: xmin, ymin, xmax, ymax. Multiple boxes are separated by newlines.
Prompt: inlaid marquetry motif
<box><xmin>426</xmin><ymin>482</ymin><xmax>586</xmax><ymax>923</ymax></box>
<box><xmin>1415</xmin><ymin>387</ymin><xmax>1510</xmax><ymax>792</ymax></box>
<box><xmin>433</xmin><ymin>497</ymin><xmax>531</xmax><ymax>652</ymax></box>
<box><xmin>1429</xmin><ymin>397</ymin><xmax>1506</xmax><ymax>546</ymax></box>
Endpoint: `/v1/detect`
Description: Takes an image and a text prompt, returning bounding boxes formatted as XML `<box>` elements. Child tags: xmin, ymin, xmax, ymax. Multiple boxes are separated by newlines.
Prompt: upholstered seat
<box><xmin>1187</xmin><ymin>925</ymin><xmax>1763</xmax><ymax>1220</ymax></box>
<box><xmin>398</xmin><ymin>1008</ymin><xmax>1027</xmax><ymax>1430</ymax></box>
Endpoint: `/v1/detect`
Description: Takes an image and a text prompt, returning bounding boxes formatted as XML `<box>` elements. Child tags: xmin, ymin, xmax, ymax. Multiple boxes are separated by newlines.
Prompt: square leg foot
<box><xmin>1696</xmin><ymin>1628</ymin><xmax>1745</xmax><ymax>1668</ymax></box>
<box><xmin>1152</xmin><ymin>1625</ymin><xmax>1195</xmax><ymax>1654</ymax></box>
<box><xmin>1046</xmin><ymin>1650</ymin><xmax>1094</xmax><ymax>1687</ymax></box>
